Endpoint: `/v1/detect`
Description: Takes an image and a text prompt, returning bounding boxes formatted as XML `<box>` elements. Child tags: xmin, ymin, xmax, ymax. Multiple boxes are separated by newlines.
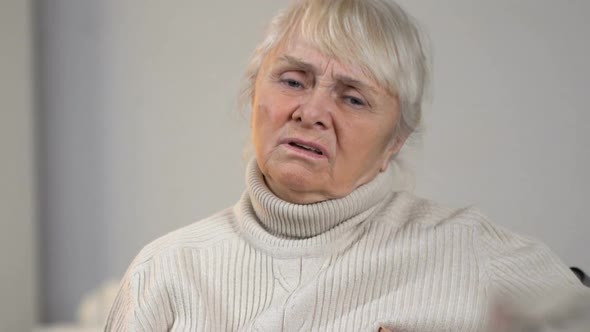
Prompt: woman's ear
<box><xmin>380</xmin><ymin>136</ymin><xmax>407</xmax><ymax>172</ymax></box>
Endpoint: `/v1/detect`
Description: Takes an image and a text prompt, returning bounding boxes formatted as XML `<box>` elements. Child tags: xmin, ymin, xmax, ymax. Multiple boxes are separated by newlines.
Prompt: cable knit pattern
<box><xmin>106</xmin><ymin>160</ymin><xmax>587</xmax><ymax>331</ymax></box>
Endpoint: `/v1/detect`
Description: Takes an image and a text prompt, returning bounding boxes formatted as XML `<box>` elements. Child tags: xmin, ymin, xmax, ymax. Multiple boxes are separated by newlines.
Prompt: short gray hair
<box><xmin>242</xmin><ymin>0</ymin><xmax>430</xmax><ymax>141</ymax></box>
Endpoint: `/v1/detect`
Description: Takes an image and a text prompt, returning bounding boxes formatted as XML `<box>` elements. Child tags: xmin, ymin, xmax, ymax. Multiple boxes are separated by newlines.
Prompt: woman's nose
<box><xmin>291</xmin><ymin>89</ymin><xmax>333</xmax><ymax>129</ymax></box>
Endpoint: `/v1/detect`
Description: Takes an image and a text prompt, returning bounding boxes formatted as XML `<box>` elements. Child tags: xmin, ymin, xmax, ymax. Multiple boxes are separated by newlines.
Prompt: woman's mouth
<box><xmin>280</xmin><ymin>138</ymin><xmax>329</xmax><ymax>159</ymax></box>
<box><xmin>288</xmin><ymin>142</ymin><xmax>324</xmax><ymax>155</ymax></box>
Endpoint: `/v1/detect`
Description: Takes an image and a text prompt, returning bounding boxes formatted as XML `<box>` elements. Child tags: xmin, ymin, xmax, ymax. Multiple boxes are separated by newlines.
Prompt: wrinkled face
<box><xmin>251</xmin><ymin>39</ymin><xmax>405</xmax><ymax>204</ymax></box>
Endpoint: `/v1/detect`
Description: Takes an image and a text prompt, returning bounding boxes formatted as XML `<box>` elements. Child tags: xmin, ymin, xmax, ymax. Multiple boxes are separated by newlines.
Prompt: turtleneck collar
<box><xmin>234</xmin><ymin>159</ymin><xmax>398</xmax><ymax>258</ymax></box>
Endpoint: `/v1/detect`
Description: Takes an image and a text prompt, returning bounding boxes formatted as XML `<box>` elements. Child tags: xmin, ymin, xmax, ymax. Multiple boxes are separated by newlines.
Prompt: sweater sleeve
<box><xmin>104</xmin><ymin>273</ymin><xmax>136</xmax><ymax>331</ymax></box>
<box><xmin>476</xmin><ymin>217</ymin><xmax>584</xmax><ymax>298</ymax></box>
<box><xmin>475</xmin><ymin>216</ymin><xmax>590</xmax><ymax>329</ymax></box>
<box><xmin>104</xmin><ymin>260</ymin><xmax>174</xmax><ymax>332</ymax></box>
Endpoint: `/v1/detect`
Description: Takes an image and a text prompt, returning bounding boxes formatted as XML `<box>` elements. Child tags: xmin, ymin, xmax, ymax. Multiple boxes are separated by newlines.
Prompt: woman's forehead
<box><xmin>266</xmin><ymin>38</ymin><xmax>384</xmax><ymax>92</ymax></box>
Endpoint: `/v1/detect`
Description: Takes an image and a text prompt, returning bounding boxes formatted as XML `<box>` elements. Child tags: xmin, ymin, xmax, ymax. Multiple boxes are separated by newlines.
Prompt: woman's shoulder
<box><xmin>380</xmin><ymin>191</ymin><xmax>490</xmax><ymax>230</ymax></box>
<box><xmin>384</xmin><ymin>191</ymin><xmax>585</xmax><ymax>287</ymax></box>
<box><xmin>126</xmin><ymin>206</ymin><xmax>240</xmax><ymax>272</ymax></box>
<box><xmin>380</xmin><ymin>191</ymin><xmax>558</xmax><ymax>252</ymax></box>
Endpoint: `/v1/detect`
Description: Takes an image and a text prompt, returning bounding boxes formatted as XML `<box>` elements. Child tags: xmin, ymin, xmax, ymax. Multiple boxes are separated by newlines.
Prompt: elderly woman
<box><xmin>106</xmin><ymin>0</ymin><xmax>588</xmax><ymax>331</ymax></box>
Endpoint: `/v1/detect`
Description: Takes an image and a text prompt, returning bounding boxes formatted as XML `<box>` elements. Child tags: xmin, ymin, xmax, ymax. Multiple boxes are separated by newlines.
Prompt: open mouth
<box><xmin>288</xmin><ymin>142</ymin><xmax>324</xmax><ymax>156</ymax></box>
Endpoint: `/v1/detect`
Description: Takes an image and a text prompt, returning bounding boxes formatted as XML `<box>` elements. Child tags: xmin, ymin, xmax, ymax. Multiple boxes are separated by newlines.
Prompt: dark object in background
<box><xmin>571</xmin><ymin>267</ymin><xmax>590</xmax><ymax>287</ymax></box>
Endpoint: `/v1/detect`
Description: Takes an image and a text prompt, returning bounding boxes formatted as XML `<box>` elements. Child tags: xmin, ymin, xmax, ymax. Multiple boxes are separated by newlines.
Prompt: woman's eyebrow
<box><xmin>277</xmin><ymin>55</ymin><xmax>377</xmax><ymax>93</ymax></box>
<box><xmin>277</xmin><ymin>55</ymin><xmax>317</xmax><ymax>73</ymax></box>
<box><xmin>332</xmin><ymin>74</ymin><xmax>378</xmax><ymax>95</ymax></box>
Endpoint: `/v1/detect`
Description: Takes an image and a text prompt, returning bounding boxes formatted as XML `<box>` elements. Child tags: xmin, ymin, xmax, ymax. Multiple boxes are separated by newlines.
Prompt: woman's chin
<box><xmin>264</xmin><ymin>169</ymin><xmax>356</xmax><ymax>204</ymax></box>
<box><xmin>263</xmin><ymin>169</ymin><xmax>326</xmax><ymax>204</ymax></box>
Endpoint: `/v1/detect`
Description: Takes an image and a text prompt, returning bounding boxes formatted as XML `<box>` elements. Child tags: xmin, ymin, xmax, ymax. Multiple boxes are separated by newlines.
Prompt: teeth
<box><xmin>291</xmin><ymin>142</ymin><xmax>323</xmax><ymax>155</ymax></box>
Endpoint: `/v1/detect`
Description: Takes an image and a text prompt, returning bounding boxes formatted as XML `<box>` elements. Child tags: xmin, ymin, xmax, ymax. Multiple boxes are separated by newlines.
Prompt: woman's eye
<box><xmin>278</xmin><ymin>71</ymin><xmax>306</xmax><ymax>89</ymax></box>
<box><xmin>283</xmin><ymin>79</ymin><xmax>303</xmax><ymax>89</ymax></box>
<box><xmin>345</xmin><ymin>96</ymin><xmax>366</xmax><ymax>107</ymax></box>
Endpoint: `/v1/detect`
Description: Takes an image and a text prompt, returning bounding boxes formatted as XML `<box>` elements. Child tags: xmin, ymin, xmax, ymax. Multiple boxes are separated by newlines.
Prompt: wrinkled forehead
<box><xmin>264</xmin><ymin>34</ymin><xmax>390</xmax><ymax>94</ymax></box>
<box><xmin>277</xmin><ymin>38</ymin><xmax>363</xmax><ymax>74</ymax></box>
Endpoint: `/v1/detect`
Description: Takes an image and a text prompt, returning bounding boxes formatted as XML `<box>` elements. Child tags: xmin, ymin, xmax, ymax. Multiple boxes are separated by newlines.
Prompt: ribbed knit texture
<box><xmin>106</xmin><ymin>160</ymin><xmax>586</xmax><ymax>331</ymax></box>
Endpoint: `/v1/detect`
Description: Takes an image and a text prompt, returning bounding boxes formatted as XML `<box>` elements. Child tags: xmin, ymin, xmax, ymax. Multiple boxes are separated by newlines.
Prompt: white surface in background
<box><xmin>34</xmin><ymin>327</ymin><xmax>101</xmax><ymax>332</ymax></box>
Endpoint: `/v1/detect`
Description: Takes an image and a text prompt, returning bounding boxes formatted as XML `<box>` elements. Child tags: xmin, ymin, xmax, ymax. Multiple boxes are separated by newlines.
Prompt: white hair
<box><xmin>242</xmin><ymin>0</ymin><xmax>431</xmax><ymax>141</ymax></box>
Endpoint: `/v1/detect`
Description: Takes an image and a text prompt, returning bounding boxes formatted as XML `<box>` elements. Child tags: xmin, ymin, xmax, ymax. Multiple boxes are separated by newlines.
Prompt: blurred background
<box><xmin>1</xmin><ymin>0</ymin><xmax>588</xmax><ymax>331</ymax></box>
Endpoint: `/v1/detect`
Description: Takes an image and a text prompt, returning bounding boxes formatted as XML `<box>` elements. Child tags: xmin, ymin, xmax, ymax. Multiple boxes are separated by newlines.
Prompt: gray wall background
<box><xmin>0</xmin><ymin>0</ymin><xmax>37</xmax><ymax>331</ymax></box>
<box><xmin>30</xmin><ymin>0</ymin><xmax>590</xmax><ymax>325</ymax></box>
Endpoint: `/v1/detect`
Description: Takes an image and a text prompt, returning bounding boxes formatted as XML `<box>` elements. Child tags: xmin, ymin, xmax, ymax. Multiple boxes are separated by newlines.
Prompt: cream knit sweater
<box><xmin>106</xmin><ymin>160</ymin><xmax>586</xmax><ymax>331</ymax></box>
